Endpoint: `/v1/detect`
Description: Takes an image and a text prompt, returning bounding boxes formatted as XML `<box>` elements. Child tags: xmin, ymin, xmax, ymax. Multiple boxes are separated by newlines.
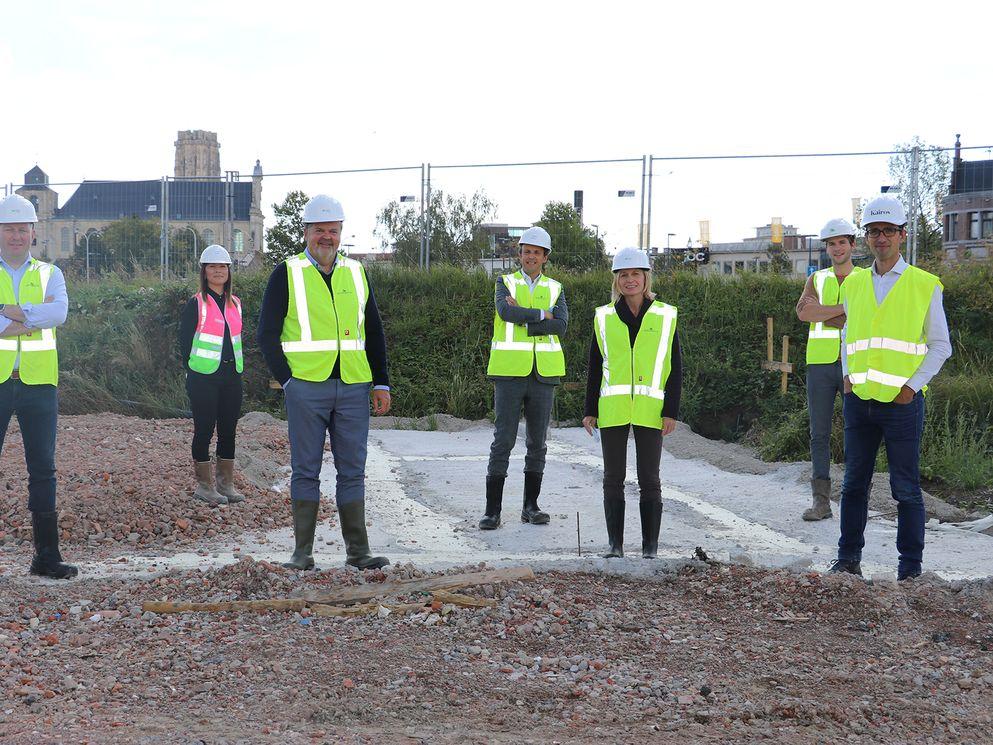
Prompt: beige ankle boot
<box><xmin>193</xmin><ymin>461</ymin><xmax>227</xmax><ymax>506</ymax></box>
<box><xmin>215</xmin><ymin>458</ymin><xmax>245</xmax><ymax>503</ymax></box>
<box><xmin>802</xmin><ymin>478</ymin><xmax>833</xmax><ymax>521</ymax></box>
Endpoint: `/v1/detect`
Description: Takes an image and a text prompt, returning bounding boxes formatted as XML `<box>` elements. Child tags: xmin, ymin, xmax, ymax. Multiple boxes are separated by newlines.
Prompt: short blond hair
<box><xmin>611</xmin><ymin>269</ymin><xmax>656</xmax><ymax>303</ymax></box>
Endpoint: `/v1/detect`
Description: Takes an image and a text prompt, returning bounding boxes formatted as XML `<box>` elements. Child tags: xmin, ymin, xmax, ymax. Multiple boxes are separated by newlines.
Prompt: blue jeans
<box><xmin>0</xmin><ymin>380</ymin><xmax>59</xmax><ymax>512</ymax></box>
<box><xmin>838</xmin><ymin>391</ymin><xmax>926</xmax><ymax>572</ymax></box>
<box><xmin>284</xmin><ymin>377</ymin><xmax>370</xmax><ymax>505</ymax></box>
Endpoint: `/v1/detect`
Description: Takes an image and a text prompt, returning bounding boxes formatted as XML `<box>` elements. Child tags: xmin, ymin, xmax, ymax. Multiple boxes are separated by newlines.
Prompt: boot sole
<box><xmin>521</xmin><ymin>514</ymin><xmax>550</xmax><ymax>525</ymax></box>
<box><xmin>802</xmin><ymin>512</ymin><xmax>833</xmax><ymax>521</ymax></box>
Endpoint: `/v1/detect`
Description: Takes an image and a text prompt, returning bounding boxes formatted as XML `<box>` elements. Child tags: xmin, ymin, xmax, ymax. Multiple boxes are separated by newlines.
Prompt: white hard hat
<box><xmin>819</xmin><ymin>217</ymin><xmax>857</xmax><ymax>240</ymax></box>
<box><xmin>860</xmin><ymin>195</ymin><xmax>906</xmax><ymax>228</ymax></box>
<box><xmin>519</xmin><ymin>226</ymin><xmax>552</xmax><ymax>252</ymax></box>
<box><xmin>199</xmin><ymin>244</ymin><xmax>232</xmax><ymax>264</ymax></box>
<box><xmin>0</xmin><ymin>194</ymin><xmax>38</xmax><ymax>224</ymax></box>
<box><xmin>611</xmin><ymin>247</ymin><xmax>651</xmax><ymax>272</ymax></box>
<box><xmin>303</xmin><ymin>194</ymin><xmax>345</xmax><ymax>224</ymax></box>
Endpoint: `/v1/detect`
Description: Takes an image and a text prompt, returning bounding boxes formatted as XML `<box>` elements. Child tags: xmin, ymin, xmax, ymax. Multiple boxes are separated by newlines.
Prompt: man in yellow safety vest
<box><xmin>480</xmin><ymin>226</ymin><xmax>568</xmax><ymax>530</ymax></box>
<box><xmin>830</xmin><ymin>195</ymin><xmax>951</xmax><ymax>580</ymax></box>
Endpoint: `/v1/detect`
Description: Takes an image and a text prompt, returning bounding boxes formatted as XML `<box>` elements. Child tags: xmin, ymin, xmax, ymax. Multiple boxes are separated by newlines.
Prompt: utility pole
<box><xmin>907</xmin><ymin>145</ymin><xmax>921</xmax><ymax>265</ymax></box>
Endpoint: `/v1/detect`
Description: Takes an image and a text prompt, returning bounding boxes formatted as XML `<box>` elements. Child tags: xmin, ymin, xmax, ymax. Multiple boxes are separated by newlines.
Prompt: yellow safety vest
<box><xmin>486</xmin><ymin>271</ymin><xmax>565</xmax><ymax>378</ymax></box>
<box><xmin>842</xmin><ymin>265</ymin><xmax>940</xmax><ymax>403</ymax></box>
<box><xmin>806</xmin><ymin>266</ymin><xmax>864</xmax><ymax>365</ymax></box>
<box><xmin>594</xmin><ymin>300</ymin><xmax>677</xmax><ymax>430</ymax></box>
<box><xmin>280</xmin><ymin>252</ymin><xmax>372</xmax><ymax>383</ymax></box>
<box><xmin>0</xmin><ymin>258</ymin><xmax>58</xmax><ymax>385</ymax></box>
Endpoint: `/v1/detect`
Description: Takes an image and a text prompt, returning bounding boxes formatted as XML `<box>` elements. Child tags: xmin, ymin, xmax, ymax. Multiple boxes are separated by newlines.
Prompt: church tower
<box><xmin>174</xmin><ymin>130</ymin><xmax>221</xmax><ymax>178</ymax></box>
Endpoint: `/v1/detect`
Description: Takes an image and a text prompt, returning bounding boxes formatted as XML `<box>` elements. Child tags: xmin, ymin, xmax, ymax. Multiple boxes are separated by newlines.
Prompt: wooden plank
<box><xmin>766</xmin><ymin>317</ymin><xmax>774</xmax><ymax>361</ymax></box>
<box><xmin>300</xmin><ymin>566</ymin><xmax>535</xmax><ymax>605</ymax></box>
<box><xmin>431</xmin><ymin>590</ymin><xmax>497</xmax><ymax>608</ymax></box>
<box><xmin>142</xmin><ymin>598</ymin><xmax>307</xmax><ymax>614</ymax></box>
<box><xmin>781</xmin><ymin>335</ymin><xmax>790</xmax><ymax>394</ymax></box>
<box><xmin>761</xmin><ymin>361</ymin><xmax>794</xmax><ymax>373</ymax></box>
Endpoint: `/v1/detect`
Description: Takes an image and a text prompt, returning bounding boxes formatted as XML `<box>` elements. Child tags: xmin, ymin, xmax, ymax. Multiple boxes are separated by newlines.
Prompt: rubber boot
<box><xmin>639</xmin><ymin>500</ymin><xmax>663</xmax><ymax>559</ymax></box>
<box><xmin>215</xmin><ymin>458</ymin><xmax>245</xmax><ymax>503</ymax></box>
<box><xmin>521</xmin><ymin>472</ymin><xmax>550</xmax><ymax>525</ymax></box>
<box><xmin>602</xmin><ymin>499</ymin><xmax>625</xmax><ymax>558</ymax></box>
<box><xmin>479</xmin><ymin>475</ymin><xmax>505</xmax><ymax>530</ymax></box>
<box><xmin>29</xmin><ymin>511</ymin><xmax>78</xmax><ymax>580</ymax></box>
<box><xmin>193</xmin><ymin>461</ymin><xmax>227</xmax><ymax>506</ymax></box>
<box><xmin>802</xmin><ymin>478</ymin><xmax>833</xmax><ymax>521</ymax></box>
<box><xmin>283</xmin><ymin>499</ymin><xmax>318</xmax><ymax>570</ymax></box>
<box><xmin>338</xmin><ymin>500</ymin><xmax>390</xmax><ymax>570</ymax></box>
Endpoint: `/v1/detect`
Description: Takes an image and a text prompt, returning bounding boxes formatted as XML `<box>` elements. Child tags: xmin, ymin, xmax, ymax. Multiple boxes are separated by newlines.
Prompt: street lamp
<box><xmin>183</xmin><ymin>225</ymin><xmax>198</xmax><ymax>261</ymax></box>
<box><xmin>82</xmin><ymin>229</ymin><xmax>102</xmax><ymax>282</ymax></box>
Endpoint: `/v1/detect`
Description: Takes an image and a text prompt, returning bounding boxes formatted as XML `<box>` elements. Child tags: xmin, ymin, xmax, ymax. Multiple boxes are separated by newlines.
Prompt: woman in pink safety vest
<box><xmin>178</xmin><ymin>244</ymin><xmax>246</xmax><ymax>506</ymax></box>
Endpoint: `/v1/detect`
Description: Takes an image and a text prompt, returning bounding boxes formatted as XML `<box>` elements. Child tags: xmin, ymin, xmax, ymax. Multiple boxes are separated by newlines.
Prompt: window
<box><xmin>947</xmin><ymin>213</ymin><xmax>958</xmax><ymax>241</ymax></box>
<box><xmin>232</xmin><ymin>229</ymin><xmax>244</xmax><ymax>253</ymax></box>
<box><xmin>722</xmin><ymin>261</ymin><xmax>732</xmax><ymax>275</ymax></box>
<box><xmin>734</xmin><ymin>261</ymin><xmax>745</xmax><ymax>274</ymax></box>
<box><xmin>203</xmin><ymin>228</ymin><xmax>214</xmax><ymax>245</ymax></box>
<box><xmin>759</xmin><ymin>260</ymin><xmax>770</xmax><ymax>273</ymax></box>
<box><xmin>982</xmin><ymin>211</ymin><xmax>993</xmax><ymax>239</ymax></box>
<box><xmin>970</xmin><ymin>212</ymin><xmax>980</xmax><ymax>239</ymax></box>
<box><xmin>61</xmin><ymin>227</ymin><xmax>70</xmax><ymax>254</ymax></box>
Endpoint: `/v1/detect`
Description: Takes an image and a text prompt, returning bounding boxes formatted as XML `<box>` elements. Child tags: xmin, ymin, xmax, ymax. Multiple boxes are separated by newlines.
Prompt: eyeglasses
<box><xmin>865</xmin><ymin>227</ymin><xmax>902</xmax><ymax>238</ymax></box>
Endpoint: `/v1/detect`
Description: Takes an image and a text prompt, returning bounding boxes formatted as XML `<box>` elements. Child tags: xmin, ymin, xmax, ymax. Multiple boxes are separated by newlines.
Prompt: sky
<box><xmin>2</xmin><ymin>0</ymin><xmax>991</xmax><ymax>253</ymax></box>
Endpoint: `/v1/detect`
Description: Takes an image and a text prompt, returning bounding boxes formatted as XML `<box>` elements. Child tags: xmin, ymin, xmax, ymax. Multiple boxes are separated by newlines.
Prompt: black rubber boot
<box><xmin>479</xmin><ymin>475</ymin><xmax>505</xmax><ymax>530</ymax></box>
<box><xmin>338</xmin><ymin>500</ymin><xmax>390</xmax><ymax>570</ymax></box>
<box><xmin>521</xmin><ymin>472</ymin><xmax>550</xmax><ymax>525</ymax></box>
<box><xmin>283</xmin><ymin>499</ymin><xmax>318</xmax><ymax>570</ymax></box>
<box><xmin>639</xmin><ymin>500</ymin><xmax>663</xmax><ymax>559</ymax></box>
<box><xmin>602</xmin><ymin>499</ymin><xmax>625</xmax><ymax>558</ymax></box>
<box><xmin>29</xmin><ymin>511</ymin><xmax>78</xmax><ymax>580</ymax></box>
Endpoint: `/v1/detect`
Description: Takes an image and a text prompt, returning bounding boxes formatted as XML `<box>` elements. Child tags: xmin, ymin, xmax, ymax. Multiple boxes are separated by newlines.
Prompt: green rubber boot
<box><xmin>338</xmin><ymin>500</ymin><xmax>390</xmax><ymax>570</ymax></box>
<box><xmin>283</xmin><ymin>499</ymin><xmax>318</xmax><ymax>570</ymax></box>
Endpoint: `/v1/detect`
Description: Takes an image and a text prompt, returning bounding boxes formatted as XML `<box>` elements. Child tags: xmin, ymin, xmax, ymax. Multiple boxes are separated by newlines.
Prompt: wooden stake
<box><xmin>766</xmin><ymin>317</ymin><xmax>774</xmax><ymax>361</ymax></box>
<box><xmin>781</xmin><ymin>335</ymin><xmax>790</xmax><ymax>394</ymax></box>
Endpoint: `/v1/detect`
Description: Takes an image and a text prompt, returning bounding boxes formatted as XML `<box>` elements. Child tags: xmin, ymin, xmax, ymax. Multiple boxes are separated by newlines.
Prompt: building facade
<box><xmin>942</xmin><ymin>135</ymin><xmax>993</xmax><ymax>260</ymax></box>
<box><xmin>15</xmin><ymin>131</ymin><xmax>264</xmax><ymax>266</ymax></box>
<box><xmin>697</xmin><ymin>223</ymin><xmax>825</xmax><ymax>277</ymax></box>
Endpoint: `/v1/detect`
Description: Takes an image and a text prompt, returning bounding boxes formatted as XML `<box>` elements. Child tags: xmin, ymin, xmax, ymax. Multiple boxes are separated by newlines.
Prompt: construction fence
<box><xmin>5</xmin><ymin>142</ymin><xmax>990</xmax><ymax>281</ymax></box>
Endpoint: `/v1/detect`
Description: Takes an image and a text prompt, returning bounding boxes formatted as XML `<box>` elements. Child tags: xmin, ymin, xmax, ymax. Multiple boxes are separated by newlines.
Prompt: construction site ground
<box><xmin>1</xmin><ymin>413</ymin><xmax>992</xmax><ymax>744</ymax></box>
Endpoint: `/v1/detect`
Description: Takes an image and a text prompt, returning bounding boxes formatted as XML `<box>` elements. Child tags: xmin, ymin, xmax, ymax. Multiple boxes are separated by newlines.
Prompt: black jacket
<box><xmin>256</xmin><ymin>259</ymin><xmax>390</xmax><ymax>388</ymax></box>
<box><xmin>584</xmin><ymin>296</ymin><xmax>682</xmax><ymax>419</ymax></box>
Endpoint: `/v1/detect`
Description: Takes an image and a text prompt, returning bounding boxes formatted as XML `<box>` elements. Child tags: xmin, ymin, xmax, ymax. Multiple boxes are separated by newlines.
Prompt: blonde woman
<box><xmin>583</xmin><ymin>248</ymin><xmax>682</xmax><ymax>558</ymax></box>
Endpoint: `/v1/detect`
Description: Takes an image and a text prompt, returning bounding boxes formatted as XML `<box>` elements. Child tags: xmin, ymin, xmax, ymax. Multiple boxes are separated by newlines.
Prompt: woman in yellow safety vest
<box><xmin>178</xmin><ymin>244</ymin><xmax>246</xmax><ymax>507</ymax></box>
<box><xmin>583</xmin><ymin>247</ymin><xmax>682</xmax><ymax>559</ymax></box>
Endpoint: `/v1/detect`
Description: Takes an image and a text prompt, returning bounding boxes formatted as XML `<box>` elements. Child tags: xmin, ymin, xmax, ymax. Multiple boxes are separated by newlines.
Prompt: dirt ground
<box><xmin>1</xmin><ymin>415</ymin><xmax>992</xmax><ymax>743</ymax></box>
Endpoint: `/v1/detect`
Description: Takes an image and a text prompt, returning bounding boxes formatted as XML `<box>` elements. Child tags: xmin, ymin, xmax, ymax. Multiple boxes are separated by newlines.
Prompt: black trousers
<box><xmin>186</xmin><ymin>366</ymin><xmax>242</xmax><ymax>462</ymax></box>
<box><xmin>600</xmin><ymin>424</ymin><xmax>663</xmax><ymax>504</ymax></box>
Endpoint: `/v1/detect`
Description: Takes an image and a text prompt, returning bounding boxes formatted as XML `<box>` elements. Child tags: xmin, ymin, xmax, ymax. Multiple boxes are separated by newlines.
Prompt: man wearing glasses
<box><xmin>830</xmin><ymin>195</ymin><xmax>951</xmax><ymax>580</ymax></box>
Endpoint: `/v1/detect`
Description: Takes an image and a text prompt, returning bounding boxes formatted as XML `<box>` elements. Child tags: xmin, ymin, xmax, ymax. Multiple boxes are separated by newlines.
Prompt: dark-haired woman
<box><xmin>178</xmin><ymin>244</ymin><xmax>245</xmax><ymax>506</ymax></box>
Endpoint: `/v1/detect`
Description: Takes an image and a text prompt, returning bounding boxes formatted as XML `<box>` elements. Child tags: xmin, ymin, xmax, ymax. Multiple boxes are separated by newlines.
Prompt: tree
<box><xmin>534</xmin><ymin>202</ymin><xmax>607</xmax><ymax>272</ymax></box>
<box><xmin>376</xmin><ymin>189</ymin><xmax>497</xmax><ymax>269</ymax></box>
<box><xmin>888</xmin><ymin>137</ymin><xmax>951</xmax><ymax>264</ymax></box>
<box><xmin>765</xmin><ymin>243</ymin><xmax>792</xmax><ymax>274</ymax></box>
<box><xmin>169</xmin><ymin>225</ymin><xmax>206</xmax><ymax>278</ymax></box>
<box><xmin>264</xmin><ymin>190</ymin><xmax>309</xmax><ymax>266</ymax></box>
<box><xmin>75</xmin><ymin>218</ymin><xmax>160</xmax><ymax>274</ymax></box>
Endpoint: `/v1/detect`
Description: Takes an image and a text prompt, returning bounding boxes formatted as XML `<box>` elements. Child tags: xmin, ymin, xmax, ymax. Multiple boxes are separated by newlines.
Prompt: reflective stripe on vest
<box><xmin>594</xmin><ymin>301</ymin><xmax>677</xmax><ymax>430</ymax></box>
<box><xmin>486</xmin><ymin>271</ymin><xmax>566</xmax><ymax>377</ymax></box>
<box><xmin>841</xmin><ymin>265</ymin><xmax>939</xmax><ymax>402</ymax></box>
<box><xmin>279</xmin><ymin>252</ymin><xmax>372</xmax><ymax>383</ymax></box>
<box><xmin>806</xmin><ymin>266</ymin><xmax>864</xmax><ymax>365</ymax></box>
<box><xmin>188</xmin><ymin>293</ymin><xmax>244</xmax><ymax>374</ymax></box>
<box><xmin>0</xmin><ymin>259</ymin><xmax>58</xmax><ymax>385</ymax></box>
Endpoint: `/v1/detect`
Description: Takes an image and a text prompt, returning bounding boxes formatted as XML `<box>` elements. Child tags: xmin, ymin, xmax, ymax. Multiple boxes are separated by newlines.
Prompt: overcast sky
<box><xmin>3</xmin><ymin>1</ymin><xmax>991</xmax><ymax>253</ymax></box>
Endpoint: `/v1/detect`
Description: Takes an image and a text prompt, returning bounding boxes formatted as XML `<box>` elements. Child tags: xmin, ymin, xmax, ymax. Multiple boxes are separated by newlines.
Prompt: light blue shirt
<box><xmin>303</xmin><ymin>248</ymin><xmax>388</xmax><ymax>392</ymax></box>
<box><xmin>841</xmin><ymin>256</ymin><xmax>951</xmax><ymax>392</ymax></box>
<box><xmin>520</xmin><ymin>270</ymin><xmax>547</xmax><ymax>321</ymax></box>
<box><xmin>0</xmin><ymin>254</ymin><xmax>69</xmax><ymax>371</ymax></box>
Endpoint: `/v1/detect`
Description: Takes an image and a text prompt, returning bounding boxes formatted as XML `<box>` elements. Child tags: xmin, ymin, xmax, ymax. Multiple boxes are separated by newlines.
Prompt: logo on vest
<box><xmin>344</xmin><ymin>329</ymin><xmax>350</xmax><ymax>336</ymax></box>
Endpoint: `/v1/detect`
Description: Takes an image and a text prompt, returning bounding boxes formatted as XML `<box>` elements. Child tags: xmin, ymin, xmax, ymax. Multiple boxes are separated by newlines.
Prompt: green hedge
<box><xmin>58</xmin><ymin>262</ymin><xmax>993</xmax><ymax>451</ymax></box>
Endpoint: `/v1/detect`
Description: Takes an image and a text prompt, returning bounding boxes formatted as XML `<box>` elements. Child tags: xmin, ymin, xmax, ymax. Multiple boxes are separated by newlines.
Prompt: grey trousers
<box><xmin>284</xmin><ymin>377</ymin><xmax>371</xmax><ymax>505</ymax></box>
<box><xmin>807</xmin><ymin>361</ymin><xmax>844</xmax><ymax>481</ymax></box>
<box><xmin>487</xmin><ymin>377</ymin><xmax>555</xmax><ymax>478</ymax></box>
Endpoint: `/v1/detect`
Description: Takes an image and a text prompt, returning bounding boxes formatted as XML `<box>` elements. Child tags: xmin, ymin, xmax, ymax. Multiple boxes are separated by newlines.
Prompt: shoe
<box><xmin>29</xmin><ymin>511</ymin><xmax>78</xmax><ymax>580</ymax></box>
<box><xmin>639</xmin><ymin>500</ymin><xmax>663</xmax><ymax>559</ymax></box>
<box><xmin>828</xmin><ymin>558</ymin><xmax>862</xmax><ymax>576</ymax></box>
<box><xmin>802</xmin><ymin>478</ymin><xmax>833</xmax><ymax>521</ymax></box>
<box><xmin>283</xmin><ymin>499</ymin><xmax>318</xmax><ymax>570</ymax></box>
<box><xmin>520</xmin><ymin>472</ymin><xmax>550</xmax><ymax>525</ymax></box>
<box><xmin>215</xmin><ymin>458</ymin><xmax>245</xmax><ymax>503</ymax></box>
<box><xmin>193</xmin><ymin>461</ymin><xmax>227</xmax><ymax>506</ymax></box>
<box><xmin>898</xmin><ymin>565</ymin><xmax>922</xmax><ymax>581</ymax></box>
<box><xmin>479</xmin><ymin>475</ymin><xmax>505</xmax><ymax>530</ymax></box>
<box><xmin>338</xmin><ymin>500</ymin><xmax>390</xmax><ymax>570</ymax></box>
<box><xmin>602</xmin><ymin>499</ymin><xmax>625</xmax><ymax>558</ymax></box>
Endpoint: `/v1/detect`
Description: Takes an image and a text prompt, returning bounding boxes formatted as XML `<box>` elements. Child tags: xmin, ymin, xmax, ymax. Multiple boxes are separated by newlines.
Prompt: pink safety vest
<box><xmin>188</xmin><ymin>293</ymin><xmax>244</xmax><ymax>374</ymax></box>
